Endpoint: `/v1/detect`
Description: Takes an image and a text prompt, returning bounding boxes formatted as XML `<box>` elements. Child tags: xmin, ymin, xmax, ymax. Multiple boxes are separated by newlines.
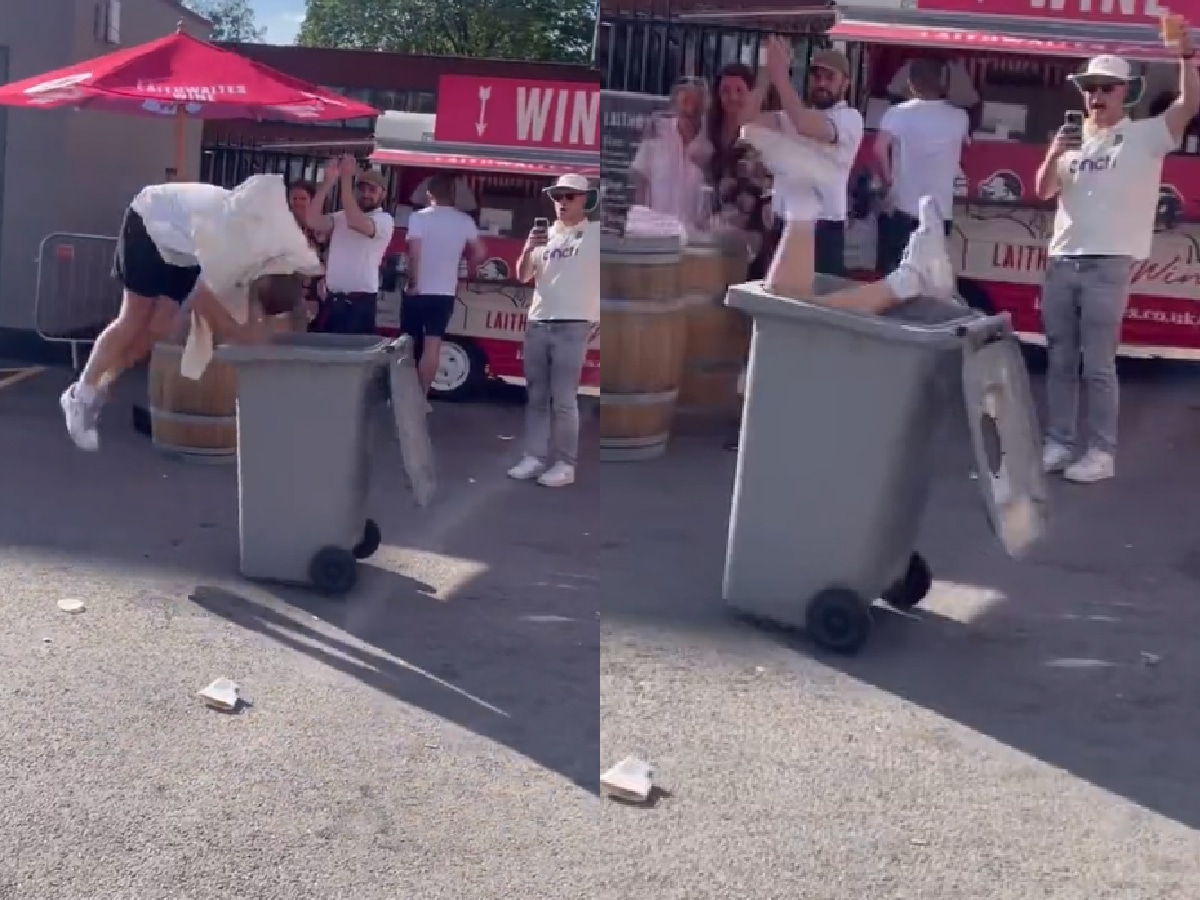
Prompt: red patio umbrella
<box><xmin>0</xmin><ymin>23</ymin><xmax>378</xmax><ymax>175</ymax></box>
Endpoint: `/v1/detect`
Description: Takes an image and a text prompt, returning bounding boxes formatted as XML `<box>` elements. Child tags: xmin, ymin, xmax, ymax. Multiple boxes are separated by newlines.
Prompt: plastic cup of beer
<box><xmin>1161</xmin><ymin>12</ymin><xmax>1187</xmax><ymax>47</ymax></box>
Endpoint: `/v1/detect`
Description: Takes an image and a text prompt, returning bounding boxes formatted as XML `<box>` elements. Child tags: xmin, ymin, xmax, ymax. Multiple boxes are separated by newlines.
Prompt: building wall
<box><xmin>0</xmin><ymin>0</ymin><xmax>210</xmax><ymax>333</ymax></box>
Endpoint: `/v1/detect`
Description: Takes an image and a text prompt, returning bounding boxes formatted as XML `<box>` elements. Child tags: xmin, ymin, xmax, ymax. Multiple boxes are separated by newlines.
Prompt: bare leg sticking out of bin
<box><xmin>742</xmin><ymin>124</ymin><xmax>956</xmax><ymax>312</ymax></box>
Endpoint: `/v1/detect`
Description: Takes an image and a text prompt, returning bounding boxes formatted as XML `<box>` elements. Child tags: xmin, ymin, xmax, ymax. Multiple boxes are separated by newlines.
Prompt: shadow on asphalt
<box><xmin>0</xmin><ymin>365</ymin><xmax>600</xmax><ymax>795</ymax></box>
<box><xmin>601</xmin><ymin>360</ymin><xmax>1200</xmax><ymax>831</ymax></box>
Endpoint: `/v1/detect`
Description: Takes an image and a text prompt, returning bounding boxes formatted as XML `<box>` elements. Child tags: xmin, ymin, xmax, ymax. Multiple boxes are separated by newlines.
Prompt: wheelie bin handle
<box><xmin>955</xmin><ymin>312</ymin><xmax>1013</xmax><ymax>349</ymax></box>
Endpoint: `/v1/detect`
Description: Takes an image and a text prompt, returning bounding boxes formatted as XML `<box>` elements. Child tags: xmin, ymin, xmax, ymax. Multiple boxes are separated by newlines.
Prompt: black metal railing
<box><xmin>599</xmin><ymin>8</ymin><xmax>834</xmax><ymax>96</ymax></box>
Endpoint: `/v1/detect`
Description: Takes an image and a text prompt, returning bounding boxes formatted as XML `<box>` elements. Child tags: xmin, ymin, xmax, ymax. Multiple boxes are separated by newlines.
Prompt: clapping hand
<box><xmin>763</xmin><ymin>35</ymin><xmax>792</xmax><ymax>86</ymax></box>
<box><xmin>337</xmin><ymin>154</ymin><xmax>359</xmax><ymax>179</ymax></box>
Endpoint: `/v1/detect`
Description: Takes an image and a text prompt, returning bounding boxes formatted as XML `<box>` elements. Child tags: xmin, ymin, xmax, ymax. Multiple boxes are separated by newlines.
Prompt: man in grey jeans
<box><xmin>508</xmin><ymin>174</ymin><xmax>599</xmax><ymax>488</ymax></box>
<box><xmin>1034</xmin><ymin>37</ymin><xmax>1198</xmax><ymax>483</ymax></box>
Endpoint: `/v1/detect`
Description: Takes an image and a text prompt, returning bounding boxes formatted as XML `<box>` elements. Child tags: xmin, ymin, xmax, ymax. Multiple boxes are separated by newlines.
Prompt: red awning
<box><xmin>370</xmin><ymin>147</ymin><xmax>599</xmax><ymax>178</ymax></box>
<box><xmin>830</xmin><ymin>13</ymin><xmax>1171</xmax><ymax>61</ymax></box>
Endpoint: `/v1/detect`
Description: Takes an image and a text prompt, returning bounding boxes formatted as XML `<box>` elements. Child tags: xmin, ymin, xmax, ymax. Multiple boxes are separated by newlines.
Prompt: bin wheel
<box><xmin>353</xmin><ymin>519</ymin><xmax>382</xmax><ymax>560</ymax></box>
<box><xmin>882</xmin><ymin>553</ymin><xmax>933</xmax><ymax>611</ymax></box>
<box><xmin>309</xmin><ymin>546</ymin><xmax>358</xmax><ymax>597</ymax></box>
<box><xmin>805</xmin><ymin>588</ymin><xmax>872</xmax><ymax>655</ymax></box>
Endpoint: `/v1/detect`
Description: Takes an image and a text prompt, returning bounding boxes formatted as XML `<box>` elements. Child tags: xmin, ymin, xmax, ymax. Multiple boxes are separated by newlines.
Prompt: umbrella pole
<box><xmin>174</xmin><ymin>107</ymin><xmax>186</xmax><ymax>179</ymax></box>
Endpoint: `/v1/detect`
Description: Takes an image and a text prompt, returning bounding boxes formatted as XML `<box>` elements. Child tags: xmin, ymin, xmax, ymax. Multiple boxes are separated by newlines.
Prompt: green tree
<box><xmin>184</xmin><ymin>0</ymin><xmax>266</xmax><ymax>42</ymax></box>
<box><xmin>297</xmin><ymin>0</ymin><xmax>596</xmax><ymax>64</ymax></box>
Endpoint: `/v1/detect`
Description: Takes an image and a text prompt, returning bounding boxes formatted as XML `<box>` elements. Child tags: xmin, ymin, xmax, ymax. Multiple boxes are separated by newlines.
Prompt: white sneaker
<box><xmin>1063</xmin><ymin>449</ymin><xmax>1115</xmax><ymax>484</ymax></box>
<box><xmin>885</xmin><ymin>196</ymin><xmax>956</xmax><ymax>300</ymax></box>
<box><xmin>1042</xmin><ymin>441</ymin><xmax>1073</xmax><ymax>473</ymax></box>
<box><xmin>537</xmin><ymin>462</ymin><xmax>576</xmax><ymax>488</ymax></box>
<box><xmin>507</xmin><ymin>455</ymin><xmax>545</xmax><ymax>481</ymax></box>
<box><xmin>60</xmin><ymin>385</ymin><xmax>99</xmax><ymax>452</ymax></box>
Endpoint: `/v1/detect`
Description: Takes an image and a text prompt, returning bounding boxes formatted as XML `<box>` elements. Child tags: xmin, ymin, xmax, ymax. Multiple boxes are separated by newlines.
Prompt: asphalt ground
<box><xmin>1</xmin><ymin>357</ymin><xmax>1198</xmax><ymax>898</ymax></box>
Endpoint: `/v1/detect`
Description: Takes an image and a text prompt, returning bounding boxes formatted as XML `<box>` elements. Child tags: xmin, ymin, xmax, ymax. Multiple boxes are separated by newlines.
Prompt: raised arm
<box><xmin>764</xmin><ymin>36</ymin><xmax>836</xmax><ymax>144</ymax></box>
<box><xmin>1166</xmin><ymin>26</ymin><xmax>1200</xmax><ymax>144</ymax></box>
<box><xmin>306</xmin><ymin>158</ymin><xmax>338</xmax><ymax>233</ymax></box>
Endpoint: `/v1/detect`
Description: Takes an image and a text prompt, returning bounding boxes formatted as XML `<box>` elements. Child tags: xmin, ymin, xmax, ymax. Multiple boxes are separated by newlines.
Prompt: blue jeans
<box><xmin>523</xmin><ymin>320</ymin><xmax>592</xmax><ymax>467</ymax></box>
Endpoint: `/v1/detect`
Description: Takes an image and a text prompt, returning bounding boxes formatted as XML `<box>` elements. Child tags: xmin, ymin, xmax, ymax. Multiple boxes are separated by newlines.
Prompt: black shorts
<box><xmin>112</xmin><ymin>207</ymin><xmax>201</xmax><ymax>303</ymax></box>
<box><xmin>400</xmin><ymin>294</ymin><xmax>456</xmax><ymax>339</ymax></box>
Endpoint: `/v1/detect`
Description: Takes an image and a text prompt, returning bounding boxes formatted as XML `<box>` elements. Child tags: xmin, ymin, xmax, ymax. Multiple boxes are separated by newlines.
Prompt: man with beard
<box><xmin>762</xmin><ymin>45</ymin><xmax>863</xmax><ymax>276</ymax></box>
<box><xmin>307</xmin><ymin>155</ymin><xmax>396</xmax><ymax>334</ymax></box>
<box><xmin>1034</xmin><ymin>24</ymin><xmax>1198</xmax><ymax>484</ymax></box>
<box><xmin>630</xmin><ymin>77</ymin><xmax>709</xmax><ymax>225</ymax></box>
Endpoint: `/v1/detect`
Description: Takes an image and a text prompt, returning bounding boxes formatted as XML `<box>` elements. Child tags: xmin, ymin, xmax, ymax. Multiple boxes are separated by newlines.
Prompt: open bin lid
<box><xmin>961</xmin><ymin>321</ymin><xmax>1047</xmax><ymax>557</ymax></box>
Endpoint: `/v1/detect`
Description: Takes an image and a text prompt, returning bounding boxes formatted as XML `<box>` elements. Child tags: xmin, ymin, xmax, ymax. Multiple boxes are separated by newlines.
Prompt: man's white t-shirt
<box><xmin>529</xmin><ymin>220</ymin><xmax>599</xmax><ymax>322</ymax></box>
<box><xmin>410</xmin><ymin>176</ymin><xmax>478</xmax><ymax>213</ymax></box>
<box><xmin>630</xmin><ymin>115</ymin><xmax>708</xmax><ymax>223</ymax></box>
<box><xmin>1050</xmin><ymin>115</ymin><xmax>1177</xmax><ymax>260</ymax></box>
<box><xmin>406</xmin><ymin>205</ymin><xmax>480</xmax><ymax>296</ymax></box>
<box><xmin>130</xmin><ymin>182</ymin><xmax>229</xmax><ymax>266</ymax></box>
<box><xmin>776</xmin><ymin>102</ymin><xmax>864</xmax><ymax>222</ymax></box>
<box><xmin>324</xmin><ymin>208</ymin><xmax>395</xmax><ymax>293</ymax></box>
<box><xmin>880</xmin><ymin>98</ymin><xmax>971</xmax><ymax>220</ymax></box>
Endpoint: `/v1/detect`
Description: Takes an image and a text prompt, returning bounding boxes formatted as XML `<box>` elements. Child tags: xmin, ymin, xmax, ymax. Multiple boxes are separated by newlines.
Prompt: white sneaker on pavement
<box><xmin>1042</xmin><ymin>441</ymin><xmax>1073</xmax><ymax>473</ymax></box>
<box><xmin>60</xmin><ymin>384</ymin><xmax>99</xmax><ymax>452</ymax></box>
<box><xmin>885</xmin><ymin>196</ymin><xmax>956</xmax><ymax>301</ymax></box>
<box><xmin>537</xmin><ymin>462</ymin><xmax>575</xmax><ymax>488</ymax></box>
<box><xmin>1063</xmin><ymin>449</ymin><xmax>1115</xmax><ymax>484</ymax></box>
<box><xmin>507</xmin><ymin>455</ymin><xmax>545</xmax><ymax>481</ymax></box>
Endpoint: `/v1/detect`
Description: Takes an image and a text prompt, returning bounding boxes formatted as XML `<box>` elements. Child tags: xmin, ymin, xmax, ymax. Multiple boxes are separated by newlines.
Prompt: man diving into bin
<box><xmin>60</xmin><ymin>175</ymin><xmax>321</xmax><ymax>452</ymax></box>
<box><xmin>742</xmin><ymin>36</ymin><xmax>956</xmax><ymax>312</ymax></box>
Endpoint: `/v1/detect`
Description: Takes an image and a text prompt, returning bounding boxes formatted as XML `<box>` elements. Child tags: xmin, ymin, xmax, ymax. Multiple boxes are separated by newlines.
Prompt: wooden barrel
<box><xmin>148</xmin><ymin>342</ymin><xmax>239</xmax><ymax>463</ymax></box>
<box><xmin>143</xmin><ymin>300</ymin><xmax>300</xmax><ymax>460</ymax></box>
<box><xmin>674</xmin><ymin>238</ymin><xmax>751</xmax><ymax>431</ymax></box>
<box><xmin>600</xmin><ymin>233</ymin><xmax>687</xmax><ymax>462</ymax></box>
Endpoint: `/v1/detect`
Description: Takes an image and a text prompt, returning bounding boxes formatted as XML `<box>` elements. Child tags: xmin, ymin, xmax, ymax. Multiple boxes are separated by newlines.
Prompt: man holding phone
<box><xmin>508</xmin><ymin>174</ymin><xmax>599</xmax><ymax>488</ymax></box>
<box><xmin>1034</xmin><ymin>23</ymin><xmax>1199</xmax><ymax>483</ymax></box>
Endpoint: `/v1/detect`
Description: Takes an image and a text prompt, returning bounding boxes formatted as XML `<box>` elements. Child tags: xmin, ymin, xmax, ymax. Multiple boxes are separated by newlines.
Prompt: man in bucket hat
<box><xmin>1034</xmin><ymin>25</ymin><xmax>1199</xmax><ymax>483</ymax></box>
<box><xmin>508</xmin><ymin>174</ymin><xmax>599</xmax><ymax>488</ymax></box>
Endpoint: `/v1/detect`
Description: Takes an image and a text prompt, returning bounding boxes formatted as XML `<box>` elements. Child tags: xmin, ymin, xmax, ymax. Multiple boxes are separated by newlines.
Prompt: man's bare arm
<box><xmin>307</xmin><ymin>173</ymin><xmax>336</xmax><ymax>233</ymax></box>
<box><xmin>1166</xmin><ymin>38</ymin><xmax>1200</xmax><ymax>143</ymax></box>
<box><xmin>406</xmin><ymin>236</ymin><xmax>422</xmax><ymax>290</ymax></box>
<box><xmin>340</xmin><ymin>170</ymin><xmax>376</xmax><ymax>237</ymax></box>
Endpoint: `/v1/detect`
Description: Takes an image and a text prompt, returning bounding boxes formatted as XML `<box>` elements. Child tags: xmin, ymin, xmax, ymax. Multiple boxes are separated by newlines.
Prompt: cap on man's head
<box><xmin>810</xmin><ymin>48</ymin><xmax>850</xmax><ymax>78</ymax></box>
<box><xmin>356</xmin><ymin>168</ymin><xmax>387</xmax><ymax>190</ymax></box>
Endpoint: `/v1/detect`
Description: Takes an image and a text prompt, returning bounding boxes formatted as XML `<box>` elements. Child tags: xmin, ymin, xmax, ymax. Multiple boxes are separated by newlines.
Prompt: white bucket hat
<box><xmin>1068</xmin><ymin>55</ymin><xmax>1144</xmax><ymax>106</ymax></box>
<box><xmin>545</xmin><ymin>173</ymin><xmax>598</xmax><ymax>211</ymax></box>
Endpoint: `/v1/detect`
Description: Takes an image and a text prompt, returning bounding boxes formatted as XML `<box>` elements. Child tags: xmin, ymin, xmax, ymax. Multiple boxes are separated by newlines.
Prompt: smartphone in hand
<box><xmin>1061</xmin><ymin>110</ymin><xmax>1084</xmax><ymax>148</ymax></box>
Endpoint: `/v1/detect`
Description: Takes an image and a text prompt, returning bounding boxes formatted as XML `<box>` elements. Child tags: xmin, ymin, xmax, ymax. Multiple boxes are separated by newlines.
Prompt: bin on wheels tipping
<box><xmin>724</xmin><ymin>279</ymin><xmax>1047</xmax><ymax>655</ymax></box>
<box><xmin>218</xmin><ymin>333</ymin><xmax>435</xmax><ymax>598</ymax></box>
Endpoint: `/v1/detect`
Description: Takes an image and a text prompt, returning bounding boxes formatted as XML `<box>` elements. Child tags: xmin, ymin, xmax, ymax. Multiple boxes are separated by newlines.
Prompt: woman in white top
<box><xmin>630</xmin><ymin>77</ymin><xmax>709</xmax><ymax>225</ymax></box>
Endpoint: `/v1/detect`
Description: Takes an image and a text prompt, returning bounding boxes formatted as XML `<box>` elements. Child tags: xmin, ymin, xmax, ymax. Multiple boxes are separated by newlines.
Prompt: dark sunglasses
<box><xmin>1082</xmin><ymin>82</ymin><xmax>1119</xmax><ymax>95</ymax></box>
<box><xmin>552</xmin><ymin>192</ymin><xmax>580</xmax><ymax>201</ymax></box>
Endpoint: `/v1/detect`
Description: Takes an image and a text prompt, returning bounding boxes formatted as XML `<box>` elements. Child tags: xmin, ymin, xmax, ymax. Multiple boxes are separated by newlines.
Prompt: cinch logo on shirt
<box><xmin>546</xmin><ymin>232</ymin><xmax>585</xmax><ymax>260</ymax></box>
<box><xmin>1067</xmin><ymin>133</ymin><xmax>1125</xmax><ymax>176</ymax></box>
<box><xmin>1070</xmin><ymin>155</ymin><xmax>1118</xmax><ymax>174</ymax></box>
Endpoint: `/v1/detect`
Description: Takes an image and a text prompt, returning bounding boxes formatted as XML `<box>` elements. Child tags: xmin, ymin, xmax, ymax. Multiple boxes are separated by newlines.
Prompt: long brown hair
<box><xmin>705</xmin><ymin>63</ymin><xmax>753</xmax><ymax>160</ymax></box>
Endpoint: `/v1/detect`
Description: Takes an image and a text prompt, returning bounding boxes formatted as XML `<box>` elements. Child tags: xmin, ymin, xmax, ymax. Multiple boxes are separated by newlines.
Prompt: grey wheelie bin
<box><xmin>723</xmin><ymin>278</ymin><xmax>1046</xmax><ymax>655</ymax></box>
<box><xmin>217</xmin><ymin>333</ymin><xmax>435</xmax><ymax>597</ymax></box>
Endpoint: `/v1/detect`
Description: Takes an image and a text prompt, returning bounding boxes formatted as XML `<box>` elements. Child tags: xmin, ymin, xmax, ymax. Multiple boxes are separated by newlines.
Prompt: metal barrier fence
<box><xmin>33</xmin><ymin>233</ymin><xmax>121</xmax><ymax>371</ymax></box>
